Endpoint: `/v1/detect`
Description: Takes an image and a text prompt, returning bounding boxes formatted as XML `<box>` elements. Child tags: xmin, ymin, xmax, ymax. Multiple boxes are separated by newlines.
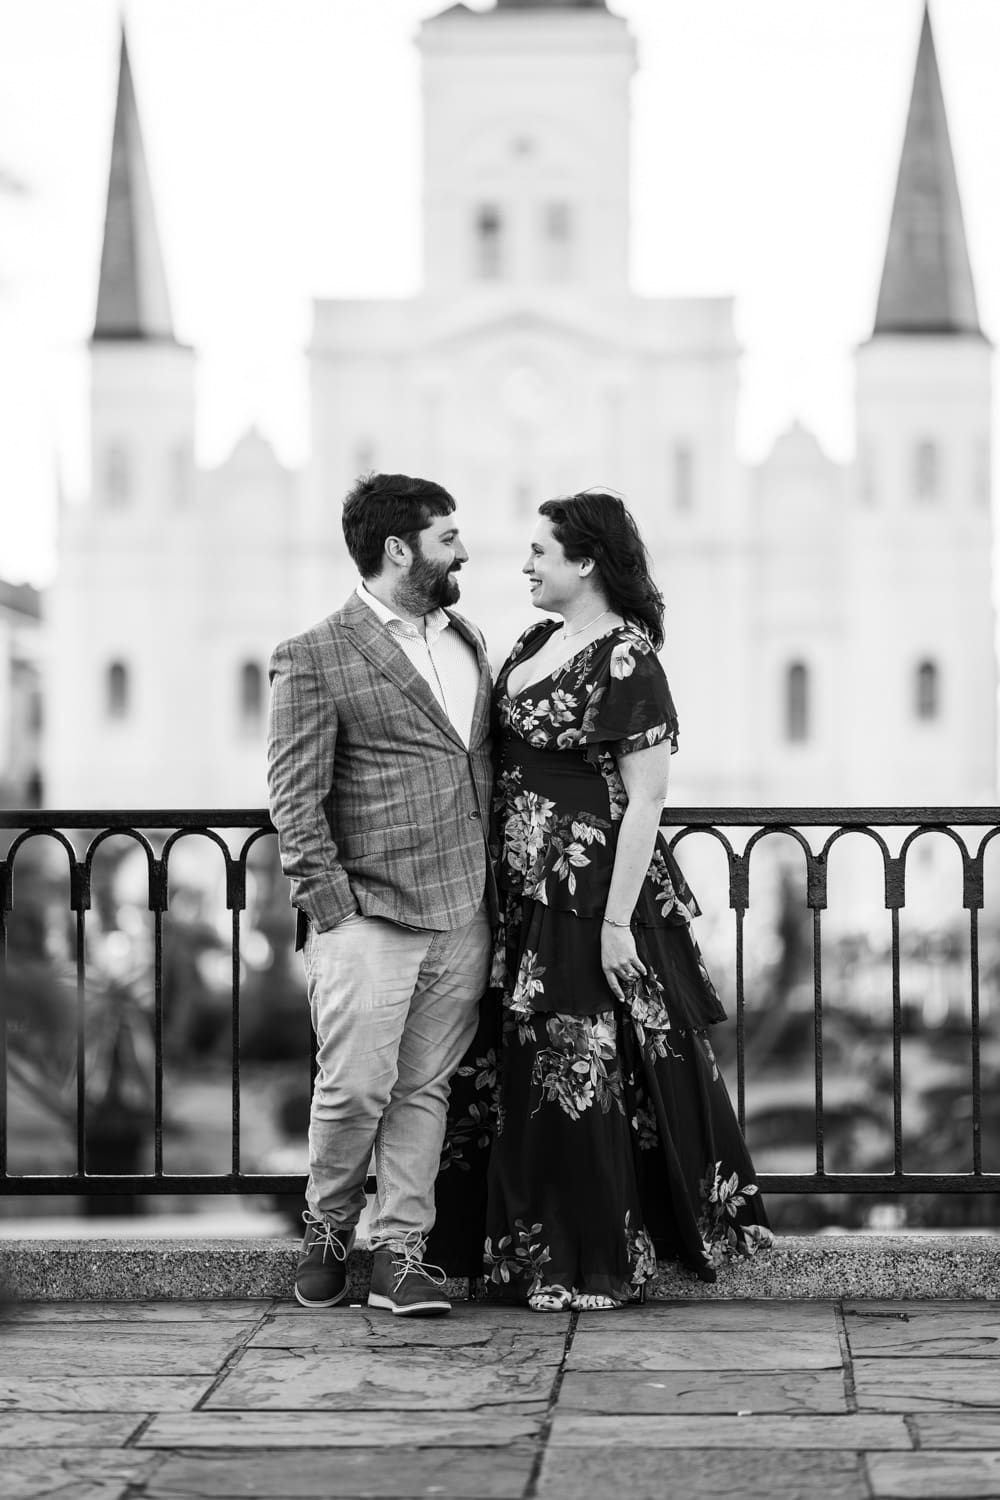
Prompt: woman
<box><xmin>480</xmin><ymin>492</ymin><xmax>772</xmax><ymax>1311</ymax></box>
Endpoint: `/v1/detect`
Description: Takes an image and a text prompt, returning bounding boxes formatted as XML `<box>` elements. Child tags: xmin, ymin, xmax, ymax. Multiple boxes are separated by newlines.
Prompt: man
<box><xmin>267</xmin><ymin>473</ymin><xmax>494</xmax><ymax>1316</ymax></box>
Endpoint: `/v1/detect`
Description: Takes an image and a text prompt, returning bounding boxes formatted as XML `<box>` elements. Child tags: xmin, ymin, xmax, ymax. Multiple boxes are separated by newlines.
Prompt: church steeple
<box><xmin>93</xmin><ymin>28</ymin><xmax>175</xmax><ymax>342</ymax></box>
<box><xmin>873</xmin><ymin>5</ymin><xmax>981</xmax><ymax>337</ymax></box>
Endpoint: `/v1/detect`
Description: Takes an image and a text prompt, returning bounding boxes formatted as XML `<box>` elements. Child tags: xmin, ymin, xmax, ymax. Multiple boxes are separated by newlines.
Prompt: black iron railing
<box><xmin>1</xmin><ymin>808</ymin><xmax>998</xmax><ymax>1202</ymax></box>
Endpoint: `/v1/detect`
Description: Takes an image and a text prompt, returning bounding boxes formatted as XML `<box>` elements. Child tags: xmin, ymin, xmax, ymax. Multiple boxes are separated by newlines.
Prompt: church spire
<box><xmin>93</xmin><ymin>27</ymin><xmax>175</xmax><ymax>342</ymax></box>
<box><xmin>873</xmin><ymin>4</ymin><xmax>981</xmax><ymax>337</ymax></box>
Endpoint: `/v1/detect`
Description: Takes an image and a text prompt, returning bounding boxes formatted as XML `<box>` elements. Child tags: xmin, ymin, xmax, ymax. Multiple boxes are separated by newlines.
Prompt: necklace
<box><xmin>561</xmin><ymin>608</ymin><xmax>611</xmax><ymax>642</ymax></box>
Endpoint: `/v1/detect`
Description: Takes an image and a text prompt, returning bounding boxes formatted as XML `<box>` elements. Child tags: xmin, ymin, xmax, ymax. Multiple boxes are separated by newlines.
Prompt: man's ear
<box><xmin>384</xmin><ymin>535</ymin><xmax>411</xmax><ymax>568</ymax></box>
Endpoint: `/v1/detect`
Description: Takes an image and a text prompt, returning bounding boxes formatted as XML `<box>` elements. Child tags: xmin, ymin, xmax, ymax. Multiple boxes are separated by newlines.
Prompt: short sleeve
<box><xmin>581</xmin><ymin>633</ymin><xmax>679</xmax><ymax>758</ymax></box>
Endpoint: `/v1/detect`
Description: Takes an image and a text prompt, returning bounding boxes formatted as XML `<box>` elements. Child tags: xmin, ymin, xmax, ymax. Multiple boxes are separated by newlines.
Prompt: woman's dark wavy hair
<box><xmin>538</xmin><ymin>491</ymin><xmax>665</xmax><ymax>650</ymax></box>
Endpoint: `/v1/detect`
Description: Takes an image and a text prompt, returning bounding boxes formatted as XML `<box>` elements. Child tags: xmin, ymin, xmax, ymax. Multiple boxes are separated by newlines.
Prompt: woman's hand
<box><xmin>601</xmin><ymin>921</ymin><xmax>647</xmax><ymax>1002</ymax></box>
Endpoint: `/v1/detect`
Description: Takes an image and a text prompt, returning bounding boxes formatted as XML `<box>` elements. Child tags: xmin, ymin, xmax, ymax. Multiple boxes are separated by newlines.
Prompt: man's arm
<box><xmin>266</xmin><ymin>636</ymin><xmax>357</xmax><ymax>931</ymax></box>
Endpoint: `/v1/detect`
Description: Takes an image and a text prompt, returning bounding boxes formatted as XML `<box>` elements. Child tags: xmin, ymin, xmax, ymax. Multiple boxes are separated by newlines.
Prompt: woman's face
<box><xmin>522</xmin><ymin>518</ymin><xmax>589</xmax><ymax>615</ymax></box>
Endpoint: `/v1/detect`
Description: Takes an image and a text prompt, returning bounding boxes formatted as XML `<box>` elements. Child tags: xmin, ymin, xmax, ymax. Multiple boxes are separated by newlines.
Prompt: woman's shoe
<box><xmin>528</xmin><ymin>1284</ymin><xmax>572</xmax><ymax>1312</ymax></box>
<box><xmin>570</xmin><ymin>1291</ymin><xmax>622</xmax><ymax>1311</ymax></box>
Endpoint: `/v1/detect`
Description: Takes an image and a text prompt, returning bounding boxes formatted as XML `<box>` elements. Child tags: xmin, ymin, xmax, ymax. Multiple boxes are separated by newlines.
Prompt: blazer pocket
<box><xmin>337</xmin><ymin>823</ymin><xmax>422</xmax><ymax>859</ymax></box>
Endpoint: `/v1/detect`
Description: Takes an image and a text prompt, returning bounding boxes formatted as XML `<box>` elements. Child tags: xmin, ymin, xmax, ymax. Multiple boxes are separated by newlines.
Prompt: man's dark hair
<box><xmin>342</xmin><ymin>473</ymin><xmax>456</xmax><ymax>579</ymax></box>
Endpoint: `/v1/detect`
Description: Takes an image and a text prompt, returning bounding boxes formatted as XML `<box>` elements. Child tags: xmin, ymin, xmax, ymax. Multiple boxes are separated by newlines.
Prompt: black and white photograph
<box><xmin>1</xmin><ymin>2</ymin><xmax>1000</xmax><ymax>1496</ymax></box>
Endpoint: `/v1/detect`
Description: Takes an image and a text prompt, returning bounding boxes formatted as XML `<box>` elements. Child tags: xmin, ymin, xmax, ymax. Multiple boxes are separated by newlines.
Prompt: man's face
<box><xmin>401</xmin><ymin>512</ymin><xmax>468</xmax><ymax>612</ymax></box>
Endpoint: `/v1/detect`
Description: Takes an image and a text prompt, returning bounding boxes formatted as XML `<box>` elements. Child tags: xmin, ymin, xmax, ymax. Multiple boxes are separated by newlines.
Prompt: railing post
<box><xmin>884</xmin><ymin>854</ymin><xmax>906</xmax><ymax>1178</ymax></box>
<box><xmin>728</xmin><ymin>851</ymin><xmax>750</xmax><ymax>1132</ymax></box>
<box><xmin>69</xmin><ymin>859</ymin><xmax>92</xmax><ymax>1176</ymax></box>
<box><xmin>148</xmin><ymin>855</ymin><xmax>168</xmax><ymax>1177</ymax></box>
<box><xmin>963</xmin><ymin>849</ymin><xmax>985</xmax><ymax>1177</ymax></box>
<box><xmin>225</xmin><ymin>855</ymin><xmax>247</xmax><ymax>1177</ymax></box>
<box><xmin>806</xmin><ymin>852</ymin><xmax>828</xmax><ymax>1177</ymax></box>
<box><xmin>0</xmin><ymin>858</ymin><xmax>10</xmax><ymax>1177</ymax></box>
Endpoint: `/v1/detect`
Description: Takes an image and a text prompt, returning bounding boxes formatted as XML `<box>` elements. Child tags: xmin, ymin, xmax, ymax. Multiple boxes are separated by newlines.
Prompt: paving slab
<box><xmin>537</xmin><ymin>1446</ymin><xmax>867</xmax><ymax>1499</ymax></box>
<box><xmin>250</xmin><ymin>1310</ymin><xmax>566</xmax><ymax>1353</ymax></box>
<box><xmin>589</xmin><ymin>1300</ymin><xmax>838</xmax><ymax>1332</ymax></box>
<box><xmin>844</xmin><ymin>1300</ymin><xmax>1000</xmax><ymax>1317</ymax></box>
<box><xmin>557</xmin><ymin>1367</ymin><xmax>849</xmax><ymax>1414</ymax></box>
<box><xmin>1</xmin><ymin>1447</ymin><xmax>163</xmax><ymax>1500</ymax></box>
<box><xmin>145</xmin><ymin>1445</ymin><xmax>536</xmax><ymax>1497</ymax></box>
<box><xmin>140</xmin><ymin>1409</ymin><xmax>545</xmax><ymax>1447</ymax></box>
<box><xmin>548</xmin><ymin>1413</ymin><xmax>911</xmax><ymax>1449</ymax></box>
<box><xmin>0</xmin><ymin>1413</ymin><xmax>146</xmax><ymax>1447</ymax></box>
<box><xmin>0</xmin><ymin>1299</ymin><xmax>270</xmax><ymax>1323</ymax></box>
<box><xmin>264</xmin><ymin>1299</ymin><xmax>566</xmax><ymax>1333</ymax></box>
<box><xmin>866</xmin><ymin>1450</ymin><xmax>1000</xmax><ymax>1498</ymax></box>
<box><xmin>0</xmin><ymin>1325</ymin><xmax>249</xmax><ymax>1376</ymax></box>
<box><xmin>854</xmin><ymin>1359</ymin><xmax>1000</xmax><ymax>1412</ymax></box>
<box><xmin>206</xmin><ymin>1346</ymin><xmax>561</xmax><ymax>1410</ymax></box>
<box><xmin>844</xmin><ymin>1310</ymin><xmax>1000</xmax><ymax>1358</ymax></box>
<box><xmin>913</xmin><ymin>1414</ymin><xmax>1000</xmax><ymax>1448</ymax></box>
<box><xmin>0</xmin><ymin>1375</ymin><xmax>214</xmax><ymax>1411</ymax></box>
<box><xmin>566</xmin><ymin>1327</ymin><xmax>843</xmax><ymax>1371</ymax></box>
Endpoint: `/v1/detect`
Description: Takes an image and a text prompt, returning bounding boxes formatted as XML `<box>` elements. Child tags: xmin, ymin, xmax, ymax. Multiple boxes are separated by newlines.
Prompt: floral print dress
<box><xmin>430</xmin><ymin>620</ymin><xmax>773</xmax><ymax>1299</ymax></box>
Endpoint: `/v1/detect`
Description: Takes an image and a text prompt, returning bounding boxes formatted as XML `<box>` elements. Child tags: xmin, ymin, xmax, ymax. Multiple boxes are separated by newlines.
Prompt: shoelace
<box><xmin>380</xmin><ymin>1229</ymin><xmax>447</xmax><ymax>1293</ymax></box>
<box><xmin>302</xmin><ymin>1209</ymin><xmax>350</xmax><ymax>1263</ymax></box>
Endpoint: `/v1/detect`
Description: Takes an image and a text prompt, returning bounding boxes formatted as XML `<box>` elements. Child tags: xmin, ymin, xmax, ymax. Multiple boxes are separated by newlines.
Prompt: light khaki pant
<box><xmin>302</xmin><ymin>905</ymin><xmax>490</xmax><ymax>1246</ymax></box>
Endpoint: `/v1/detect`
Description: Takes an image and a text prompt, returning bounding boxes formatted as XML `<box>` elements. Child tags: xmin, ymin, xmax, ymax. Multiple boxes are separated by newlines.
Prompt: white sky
<box><xmin>1</xmin><ymin>0</ymin><xmax>999</xmax><ymax>586</ymax></box>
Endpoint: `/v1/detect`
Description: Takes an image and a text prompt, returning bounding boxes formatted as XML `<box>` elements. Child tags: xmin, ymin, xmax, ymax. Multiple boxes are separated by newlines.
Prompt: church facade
<box><xmin>43</xmin><ymin>0</ymin><xmax>995</xmax><ymax>812</ymax></box>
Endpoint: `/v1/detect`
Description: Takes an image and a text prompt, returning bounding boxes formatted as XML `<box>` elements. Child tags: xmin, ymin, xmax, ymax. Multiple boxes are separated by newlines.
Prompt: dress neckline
<box><xmin>503</xmin><ymin>620</ymin><xmax>627</xmax><ymax>701</ymax></box>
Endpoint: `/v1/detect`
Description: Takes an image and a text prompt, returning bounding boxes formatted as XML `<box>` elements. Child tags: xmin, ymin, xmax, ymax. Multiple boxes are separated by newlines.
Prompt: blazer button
<box><xmin>468</xmin><ymin>809</ymin><xmax>481</xmax><ymax>820</ymax></box>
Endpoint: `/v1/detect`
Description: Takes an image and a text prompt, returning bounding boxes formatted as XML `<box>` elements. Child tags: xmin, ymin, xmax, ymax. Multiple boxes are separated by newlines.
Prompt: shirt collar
<box><xmin>356</xmin><ymin>581</ymin><xmax>451</xmax><ymax>644</ymax></box>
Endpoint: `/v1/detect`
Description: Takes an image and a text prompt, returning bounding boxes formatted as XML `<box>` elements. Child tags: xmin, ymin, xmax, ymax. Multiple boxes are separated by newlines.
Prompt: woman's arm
<box><xmin>600</xmin><ymin>741</ymin><xmax>670</xmax><ymax>1001</ymax></box>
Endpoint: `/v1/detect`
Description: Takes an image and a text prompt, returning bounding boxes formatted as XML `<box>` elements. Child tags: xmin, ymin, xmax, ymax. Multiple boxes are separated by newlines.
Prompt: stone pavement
<box><xmin>2</xmin><ymin>1297</ymin><xmax>1000</xmax><ymax>1499</ymax></box>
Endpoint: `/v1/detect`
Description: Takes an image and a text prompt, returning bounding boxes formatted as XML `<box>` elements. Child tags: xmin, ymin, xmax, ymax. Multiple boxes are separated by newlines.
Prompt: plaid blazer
<box><xmin>267</xmin><ymin>592</ymin><xmax>495</xmax><ymax>942</ymax></box>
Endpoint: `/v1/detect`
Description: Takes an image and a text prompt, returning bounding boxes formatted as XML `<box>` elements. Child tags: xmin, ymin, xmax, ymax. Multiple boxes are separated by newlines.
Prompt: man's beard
<box><xmin>396</xmin><ymin>550</ymin><xmax>461</xmax><ymax>615</ymax></box>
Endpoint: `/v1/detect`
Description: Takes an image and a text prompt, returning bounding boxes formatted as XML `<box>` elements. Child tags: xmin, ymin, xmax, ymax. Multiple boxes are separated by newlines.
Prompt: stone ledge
<box><xmin>0</xmin><ymin>1233</ymin><xmax>997</xmax><ymax>1302</ymax></box>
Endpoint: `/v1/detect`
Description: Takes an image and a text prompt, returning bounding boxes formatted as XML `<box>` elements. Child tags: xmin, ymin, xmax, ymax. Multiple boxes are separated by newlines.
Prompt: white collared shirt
<box><xmin>356</xmin><ymin>581</ymin><xmax>481</xmax><ymax>747</ymax></box>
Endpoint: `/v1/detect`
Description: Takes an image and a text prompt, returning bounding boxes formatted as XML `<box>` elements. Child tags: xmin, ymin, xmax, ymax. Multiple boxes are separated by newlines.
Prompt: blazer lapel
<box><xmin>340</xmin><ymin>595</ymin><xmax>467</xmax><ymax>748</ymax></box>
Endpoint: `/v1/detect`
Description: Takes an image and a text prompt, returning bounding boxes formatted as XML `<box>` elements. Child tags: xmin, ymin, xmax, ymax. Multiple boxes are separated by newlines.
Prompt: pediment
<box><xmin>419</xmin><ymin>299</ymin><xmax>628</xmax><ymax>359</ymax></box>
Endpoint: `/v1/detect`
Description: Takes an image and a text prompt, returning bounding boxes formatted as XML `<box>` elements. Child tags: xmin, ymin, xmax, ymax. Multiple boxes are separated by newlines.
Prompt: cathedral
<box><xmin>44</xmin><ymin>0</ymin><xmax>995</xmax><ymax>811</ymax></box>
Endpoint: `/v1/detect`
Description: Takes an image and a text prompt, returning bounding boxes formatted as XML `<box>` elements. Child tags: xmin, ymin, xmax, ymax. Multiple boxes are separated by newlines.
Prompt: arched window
<box><xmin>672</xmin><ymin>442</ymin><xmax>694</xmax><ymax>511</ymax></box>
<box><xmin>914</xmin><ymin>440</ymin><xmax>939</xmax><ymax>501</ymax></box>
<box><xmin>785</xmin><ymin>661</ymin><xmax>809</xmax><ymax>743</ymax></box>
<box><xmin>239</xmin><ymin>661</ymin><xmax>264</xmax><ymax>734</ymax></box>
<box><xmin>475</xmin><ymin>204</ymin><xmax>504</xmax><ymax>280</ymax></box>
<box><xmin>541</xmin><ymin>201</ymin><xmax>572</xmax><ymax>280</ymax></box>
<box><xmin>915</xmin><ymin>660</ymin><xmax>940</xmax><ymax>721</ymax></box>
<box><xmin>105</xmin><ymin>445</ymin><xmax>131</xmax><ymax>507</ymax></box>
<box><xmin>106</xmin><ymin>661</ymin><xmax>130</xmax><ymax>720</ymax></box>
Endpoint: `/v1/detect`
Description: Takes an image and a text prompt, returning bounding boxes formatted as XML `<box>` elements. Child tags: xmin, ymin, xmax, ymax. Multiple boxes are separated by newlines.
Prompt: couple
<box><xmin>267</xmin><ymin>471</ymin><xmax>772</xmax><ymax>1317</ymax></box>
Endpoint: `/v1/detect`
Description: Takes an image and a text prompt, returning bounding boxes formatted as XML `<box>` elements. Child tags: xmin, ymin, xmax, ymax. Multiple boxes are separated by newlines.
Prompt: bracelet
<box><xmin>602</xmin><ymin>916</ymin><xmax>631</xmax><ymax>928</ymax></box>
